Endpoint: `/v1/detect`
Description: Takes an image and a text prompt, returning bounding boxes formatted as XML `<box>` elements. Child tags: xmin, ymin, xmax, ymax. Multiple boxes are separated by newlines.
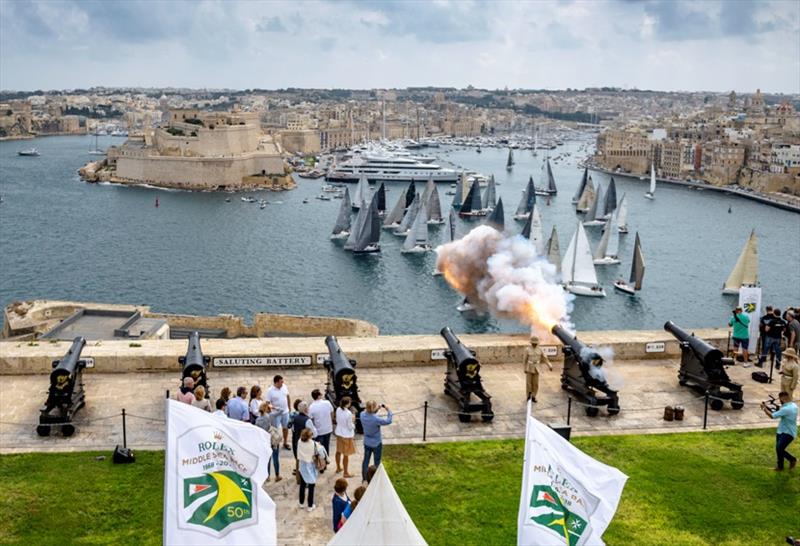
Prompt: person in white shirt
<box><xmin>212</xmin><ymin>398</ymin><xmax>227</xmax><ymax>418</ymax></box>
<box><xmin>309</xmin><ymin>389</ymin><xmax>335</xmax><ymax>454</ymax></box>
<box><xmin>267</xmin><ymin>375</ymin><xmax>291</xmax><ymax>449</ymax></box>
<box><xmin>334</xmin><ymin>396</ymin><xmax>356</xmax><ymax>477</ymax></box>
<box><xmin>249</xmin><ymin>385</ymin><xmax>263</xmax><ymax>424</ymax></box>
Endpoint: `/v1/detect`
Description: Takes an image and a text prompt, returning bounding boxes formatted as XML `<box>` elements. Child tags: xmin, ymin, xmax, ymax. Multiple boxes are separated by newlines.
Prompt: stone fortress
<box><xmin>80</xmin><ymin>107</ymin><xmax>291</xmax><ymax>191</ymax></box>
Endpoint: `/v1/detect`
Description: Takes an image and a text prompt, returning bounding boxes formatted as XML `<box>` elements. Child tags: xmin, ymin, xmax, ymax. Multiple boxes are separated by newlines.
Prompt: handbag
<box><xmin>313</xmin><ymin>442</ymin><xmax>328</xmax><ymax>473</ymax></box>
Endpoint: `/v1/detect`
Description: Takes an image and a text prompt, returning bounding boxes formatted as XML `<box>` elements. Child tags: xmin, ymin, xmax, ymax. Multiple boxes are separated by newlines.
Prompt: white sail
<box><xmin>344</xmin><ymin>205</ymin><xmax>368</xmax><ymax>250</ymax></box>
<box><xmin>722</xmin><ymin>230</ymin><xmax>758</xmax><ymax>293</ymax></box>
<box><xmin>648</xmin><ymin>164</ymin><xmax>656</xmax><ymax>195</ymax></box>
<box><xmin>529</xmin><ymin>204</ymin><xmax>544</xmax><ymax>256</ymax></box>
<box><xmin>427</xmin><ymin>185</ymin><xmax>443</xmax><ymax>223</ymax></box>
<box><xmin>482</xmin><ymin>175</ymin><xmax>497</xmax><ymax>211</ymax></box>
<box><xmin>382</xmin><ymin>188</ymin><xmax>407</xmax><ymax>228</ymax></box>
<box><xmin>420</xmin><ymin>178</ymin><xmax>435</xmax><ymax>208</ymax></box>
<box><xmin>352</xmin><ymin>174</ymin><xmax>369</xmax><ymax>209</ymax></box>
<box><xmin>606</xmin><ymin>211</ymin><xmax>620</xmax><ymax>258</ymax></box>
<box><xmin>331</xmin><ymin>187</ymin><xmax>352</xmax><ymax>239</ymax></box>
<box><xmin>594</xmin><ymin>220</ymin><xmax>611</xmax><ymax>260</ymax></box>
<box><xmin>576</xmin><ymin>178</ymin><xmax>595</xmax><ymax>212</ymax></box>
<box><xmin>563</xmin><ymin>222</ymin><xmax>600</xmax><ymax>286</ymax></box>
<box><xmin>394</xmin><ymin>193</ymin><xmax>420</xmax><ymax>236</ymax></box>
<box><xmin>402</xmin><ymin>203</ymin><xmax>429</xmax><ymax>252</ymax></box>
<box><xmin>616</xmin><ymin>192</ymin><xmax>628</xmax><ymax>232</ymax></box>
<box><xmin>546</xmin><ymin>226</ymin><xmax>561</xmax><ymax>273</ymax></box>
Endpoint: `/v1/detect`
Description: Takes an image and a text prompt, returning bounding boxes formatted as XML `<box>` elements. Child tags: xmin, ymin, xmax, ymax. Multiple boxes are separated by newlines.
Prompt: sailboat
<box><xmin>614</xmin><ymin>232</ymin><xmax>645</xmax><ymax>295</ymax></box>
<box><xmin>593</xmin><ymin>210</ymin><xmax>621</xmax><ymax>265</ymax></box>
<box><xmin>616</xmin><ymin>193</ymin><xmax>629</xmax><ymax>234</ymax></box>
<box><xmin>88</xmin><ymin>127</ymin><xmax>105</xmax><ymax>155</ymax></box>
<box><xmin>459</xmin><ymin>180</ymin><xmax>484</xmax><ymax>217</ymax></box>
<box><xmin>401</xmin><ymin>203</ymin><xmax>431</xmax><ymax>253</ymax></box>
<box><xmin>376</xmin><ymin>183</ymin><xmax>387</xmax><ymax>216</ymax></box>
<box><xmin>344</xmin><ymin>203</ymin><xmax>368</xmax><ymax>250</ymax></box>
<box><xmin>405</xmin><ymin>180</ymin><xmax>416</xmax><ymax>208</ymax></box>
<box><xmin>432</xmin><ymin>209</ymin><xmax>457</xmax><ymax>276</ymax></box>
<box><xmin>535</xmin><ymin>158</ymin><xmax>557</xmax><ymax>195</ymax></box>
<box><xmin>602</xmin><ymin>177</ymin><xmax>617</xmax><ymax>220</ymax></box>
<box><xmin>427</xmin><ymin>185</ymin><xmax>444</xmax><ymax>224</ymax></box>
<box><xmin>351</xmin><ymin>174</ymin><xmax>369</xmax><ymax>210</ymax></box>
<box><xmin>506</xmin><ymin>148</ymin><xmax>514</xmax><ymax>171</ymax></box>
<box><xmin>521</xmin><ymin>204</ymin><xmax>544</xmax><ymax>255</ymax></box>
<box><xmin>583</xmin><ymin>183</ymin><xmax>606</xmax><ymax>226</ymax></box>
<box><xmin>513</xmin><ymin>177</ymin><xmax>536</xmax><ymax>220</ymax></box>
<box><xmin>420</xmin><ymin>178</ymin><xmax>434</xmax><ymax>208</ymax></box>
<box><xmin>382</xmin><ymin>188</ymin><xmax>408</xmax><ymax>230</ymax></box>
<box><xmin>451</xmin><ymin>172</ymin><xmax>466</xmax><ymax>210</ymax></box>
<box><xmin>722</xmin><ymin>229</ymin><xmax>758</xmax><ymax>294</ymax></box>
<box><xmin>645</xmin><ymin>164</ymin><xmax>656</xmax><ymax>200</ymax></box>
<box><xmin>330</xmin><ymin>187</ymin><xmax>352</xmax><ymax>240</ymax></box>
<box><xmin>394</xmin><ymin>193</ymin><xmax>421</xmax><ymax>236</ymax></box>
<box><xmin>546</xmin><ymin>226</ymin><xmax>561</xmax><ymax>273</ymax></box>
<box><xmin>562</xmin><ymin>222</ymin><xmax>606</xmax><ymax>297</ymax></box>
<box><xmin>481</xmin><ymin>175</ymin><xmax>497</xmax><ymax>212</ymax></box>
<box><xmin>575</xmin><ymin>177</ymin><xmax>596</xmax><ymax>214</ymax></box>
<box><xmin>572</xmin><ymin>168</ymin><xmax>589</xmax><ymax>204</ymax></box>
<box><xmin>485</xmin><ymin>198</ymin><xmax>505</xmax><ymax>231</ymax></box>
<box><xmin>352</xmin><ymin>194</ymin><xmax>381</xmax><ymax>254</ymax></box>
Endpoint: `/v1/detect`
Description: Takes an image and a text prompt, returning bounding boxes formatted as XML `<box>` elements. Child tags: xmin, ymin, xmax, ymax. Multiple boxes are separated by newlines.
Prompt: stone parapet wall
<box><xmin>0</xmin><ymin>328</ymin><xmax>729</xmax><ymax>375</ymax></box>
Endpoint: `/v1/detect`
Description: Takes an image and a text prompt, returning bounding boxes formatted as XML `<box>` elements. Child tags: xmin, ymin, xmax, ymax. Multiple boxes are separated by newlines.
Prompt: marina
<box><xmin>0</xmin><ymin>133</ymin><xmax>798</xmax><ymax>335</ymax></box>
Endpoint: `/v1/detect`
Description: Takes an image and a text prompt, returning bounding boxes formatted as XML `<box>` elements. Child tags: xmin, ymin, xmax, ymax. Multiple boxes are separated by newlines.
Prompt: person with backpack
<box><xmin>296</xmin><ymin>428</ymin><xmax>328</xmax><ymax>512</ymax></box>
<box><xmin>255</xmin><ymin>402</ymin><xmax>283</xmax><ymax>482</ymax></box>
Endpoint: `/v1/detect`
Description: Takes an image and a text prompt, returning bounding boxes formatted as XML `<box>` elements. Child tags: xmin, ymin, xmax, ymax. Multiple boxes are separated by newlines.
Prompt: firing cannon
<box><xmin>440</xmin><ymin>327</ymin><xmax>494</xmax><ymax>422</ymax></box>
<box><xmin>179</xmin><ymin>332</ymin><xmax>210</xmax><ymax>397</ymax></box>
<box><xmin>552</xmin><ymin>325</ymin><xmax>620</xmax><ymax>417</ymax></box>
<box><xmin>323</xmin><ymin>336</ymin><xmax>364</xmax><ymax>433</ymax></box>
<box><xmin>664</xmin><ymin>321</ymin><xmax>744</xmax><ymax>410</ymax></box>
<box><xmin>37</xmin><ymin>337</ymin><xmax>88</xmax><ymax>437</ymax></box>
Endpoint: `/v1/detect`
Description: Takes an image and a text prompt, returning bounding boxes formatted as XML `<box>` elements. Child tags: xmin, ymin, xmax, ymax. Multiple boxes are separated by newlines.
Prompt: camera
<box><xmin>786</xmin><ymin>537</ymin><xmax>797</xmax><ymax>546</ymax></box>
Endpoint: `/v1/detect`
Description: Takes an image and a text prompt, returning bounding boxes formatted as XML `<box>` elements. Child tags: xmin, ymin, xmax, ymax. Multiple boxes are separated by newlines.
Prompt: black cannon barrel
<box><xmin>50</xmin><ymin>337</ymin><xmax>87</xmax><ymax>386</ymax></box>
<box><xmin>551</xmin><ymin>325</ymin><xmax>601</xmax><ymax>363</ymax></box>
<box><xmin>664</xmin><ymin>321</ymin><xmax>724</xmax><ymax>367</ymax></box>
<box><xmin>181</xmin><ymin>332</ymin><xmax>206</xmax><ymax>368</ymax></box>
<box><xmin>440</xmin><ymin>327</ymin><xmax>479</xmax><ymax>367</ymax></box>
<box><xmin>324</xmin><ymin>335</ymin><xmax>356</xmax><ymax>377</ymax></box>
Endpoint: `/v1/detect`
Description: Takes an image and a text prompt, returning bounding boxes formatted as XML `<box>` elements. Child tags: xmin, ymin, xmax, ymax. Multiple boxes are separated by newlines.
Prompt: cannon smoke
<box><xmin>436</xmin><ymin>225</ymin><xmax>574</xmax><ymax>338</ymax></box>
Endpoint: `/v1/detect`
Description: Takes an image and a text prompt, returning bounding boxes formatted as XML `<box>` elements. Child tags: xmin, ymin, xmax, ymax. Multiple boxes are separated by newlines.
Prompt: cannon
<box><xmin>37</xmin><ymin>337</ymin><xmax>88</xmax><ymax>437</ymax></box>
<box><xmin>179</xmin><ymin>331</ymin><xmax>210</xmax><ymax>397</ymax></box>
<box><xmin>552</xmin><ymin>325</ymin><xmax>620</xmax><ymax>417</ymax></box>
<box><xmin>323</xmin><ymin>336</ymin><xmax>364</xmax><ymax>433</ymax></box>
<box><xmin>664</xmin><ymin>321</ymin><xmax>744</xmax><ymax>410</ymax></box>
<box><xmin>440</xmin><ymin>327</ymin><xmax>494</xmax><ymax>422</ymax></box>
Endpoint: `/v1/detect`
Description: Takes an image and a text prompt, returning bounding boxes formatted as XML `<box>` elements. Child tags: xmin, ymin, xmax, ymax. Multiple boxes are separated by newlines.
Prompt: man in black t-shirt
<box><xmin>757</xmin><ymin>305</ymin><xmax>775</xmax><ymax>367</ymax></box>
<box><xmin>764</xmin><ymin>308</ymin><xmax>787</xmax><ymax>370</ymax></box>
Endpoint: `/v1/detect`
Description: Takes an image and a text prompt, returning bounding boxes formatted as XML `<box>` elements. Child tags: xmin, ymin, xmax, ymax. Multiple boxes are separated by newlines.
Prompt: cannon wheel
<box><xmin>481</xmin><ymin>411</ymin><xmax>494</xmax><ymax>423</ymax></box>
<box><xmin>710</xmin><ymin>398</ymin><xmax>724</xmax><ymax>411</ymax></box>
<box><xmin>458</xmin><ymin>411</ymin><xmax>472</xmax><ymax>423</ymax></box>
<box><xmin>36</xmin><ymin>424</ymin><xmax>50</xmax><ymax>437</ymax></box>
<box><xmin>607</xmin><ymin>406</ymin><xmax>620</xmax><ymax>416</ymax></box>
<box><xmin>62</xmin><ymin>424</ymin><xmax>76</xmax><ymax>437</ymax></box>
<box><xmin>731</xmin><ymin>399</ymin><xmax>744</xmax><ymax>410</ymax></box>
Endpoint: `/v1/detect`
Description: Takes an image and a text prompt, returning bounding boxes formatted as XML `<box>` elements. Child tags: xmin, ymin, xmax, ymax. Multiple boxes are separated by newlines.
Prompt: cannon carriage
<box><xmin>179</xmin><ymin>332</ymin><xmax>210</xmax><ymax>397</ymax></box>
<box><xmin>664</xmin><ymin>321</ymin><xmax>744</xmax><ymax>410</ymax></box>
<box><xmin>322</xmin><ymin>336</ymin><xmax>364</xmax><ymax>433</ymax></box>
<box><xmin>37</xmin><ymin>337</ymin><xmax>88</xmax><ymax>437</ymax></box>
<box><xmin>552</xmin><ymin>325</ymin><xmax>620</xmax><ymax>417</ymax></box>
<box><xmin>440</xmin><ymin>327</ymin><xmax>494</xmax><ymax>423</ymax></box>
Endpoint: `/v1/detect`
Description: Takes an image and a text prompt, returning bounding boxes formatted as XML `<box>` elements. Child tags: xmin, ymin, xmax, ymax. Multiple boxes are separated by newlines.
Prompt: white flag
<box><xmin>517</xmin><ymin>409</ymin><xmax>627</xmax><ymax>546</ymax></box>
<box><xmin>163</xmin><ymin>399</ymin><xmax>277</xmax><ymax>546</ymax></box>
<box><xmin>738</xmin><ymin>286</ymin><xmax>761</xmax><ymax>351</ymax></box>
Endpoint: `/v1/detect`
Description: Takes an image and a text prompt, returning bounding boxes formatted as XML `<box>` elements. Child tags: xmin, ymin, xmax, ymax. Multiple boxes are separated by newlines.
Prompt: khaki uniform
<box><xmin>523</xmin><ymin>345</ymin><xmax>552</xmax><ymax>400</ymax></box>
<box><xmin>780</xmin><ymin>358</ymin><xmax>799</xmax><ymax>401</ymax></box>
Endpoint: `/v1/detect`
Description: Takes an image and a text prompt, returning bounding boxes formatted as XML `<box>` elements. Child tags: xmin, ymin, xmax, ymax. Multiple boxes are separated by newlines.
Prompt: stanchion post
<box><xmin>122</xmin><ymin>408</ymin><xmax>127</xmax><ymax>449</ymax></box>
<box><xmin>422</xmin><ymin>401</ymin><xmax>428</xmax><ymax>442</ymax></box>
<box><xmin>567</xmin><ymin>397</ymin><xmax>572</xmax><ymax>426</ymax></box>
<box><xmin>166</xmin><ymin>389</ymin><xmax>170</xmax><ymax>399</ymax></box>
<box><xmin>768</xmin><ymin>356</ymin><xmax>775</xmax><ymax>384</ymax></box>
<box><xmin>703</xmin><ymin>392</ymin><xmax>709</xmax><ymax>430</ymax></box>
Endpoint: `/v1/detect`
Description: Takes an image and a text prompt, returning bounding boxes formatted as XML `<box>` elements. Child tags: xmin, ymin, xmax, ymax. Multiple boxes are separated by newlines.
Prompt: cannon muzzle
<box><xmin>664</xmin><ymin>321</ymin><xmax>724</xmax><ymax>368</ymax></box>
<box><xmin>50</xmin><ymin>337</ymin><xmax>87</xmax><ymax>387</ymax></box>
<box><xmin>440</xmin><ymin>327</ymin><xmax>478</xmax><ymax>368</ymax></box>
<box><xmin>551</xmin><ymin>324</ymin><xmax>602</xmax><ymax>365</ymax></box>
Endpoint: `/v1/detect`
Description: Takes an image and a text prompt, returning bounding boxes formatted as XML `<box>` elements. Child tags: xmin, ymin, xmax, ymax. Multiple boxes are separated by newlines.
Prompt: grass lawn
<box><xmin>0</xmin><ymin>429</ymin><xmax>797</xmax><ymax>545</ymax></box>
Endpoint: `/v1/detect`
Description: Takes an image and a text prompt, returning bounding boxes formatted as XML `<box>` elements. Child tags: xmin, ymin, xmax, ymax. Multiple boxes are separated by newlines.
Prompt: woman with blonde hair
<box><xmin>296</xmin><ymin>428</ymin><xmax>327</xmax><ymax>511</ymax></box>
<box><xmin>335</xmin><ymin>396</ymin><xmax>356</xmax><ymax>477</ymax></box>
<box><xmin>255</xmin><ymin>401</ymin><xmax>283</xmax><ymax>482</ymax></box>
<box><xmin>191</xmin><ymin>386</ymin><xmax>211</xmax><ymax>412</ymax></box>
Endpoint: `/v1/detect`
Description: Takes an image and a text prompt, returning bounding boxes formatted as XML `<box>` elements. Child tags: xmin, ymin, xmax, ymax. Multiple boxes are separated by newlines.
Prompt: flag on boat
<box><xmin>163</xmin><ymin>399</ymin><xmax>277</xmax><ymax>545</ymax></box>
<box><xmin>517</xmin><ymin>406</ymin><xmax>627</xmax><ymax>546</ymax></box>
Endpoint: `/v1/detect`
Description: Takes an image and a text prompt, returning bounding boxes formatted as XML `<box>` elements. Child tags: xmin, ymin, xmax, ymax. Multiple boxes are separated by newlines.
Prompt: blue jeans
<box><xmin>776</xmin><ymin>433</ymin><xmax>796</xmax><ymax>470</ymax></box>
<box><xmin>270</xmin><ymin>447</ymin><xmax>280</xmax><ymax>477</ymax></box>
<box><xmin>317</xmin><ymin>433</ymin><xmax>331</xmax><ymax>455</ymax></box>
<box><xmin>362</xmin><ymin>443</ymin><xmax>382</xmax><ymax>481</ymax></box>
<box><xmin>762</xmin><ymin>337</ymin><xmax>782</xmax><ymax>368</ymax></box>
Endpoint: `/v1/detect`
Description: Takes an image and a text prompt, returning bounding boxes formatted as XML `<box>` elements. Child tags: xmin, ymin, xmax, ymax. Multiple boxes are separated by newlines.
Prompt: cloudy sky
<box><xmin>1</xmin><ymin>0</ymin><xmax>798</xmax><ymax>93</ymax></box>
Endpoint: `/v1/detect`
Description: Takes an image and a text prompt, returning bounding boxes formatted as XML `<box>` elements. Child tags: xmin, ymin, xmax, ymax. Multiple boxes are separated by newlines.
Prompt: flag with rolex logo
<box><xmin>164</xmin><ymin>399</ymin><xmax>277</xmax><ymax>545</ymax></box>
<box><xmin>517</xmin><ymin>405</ymin><xmax>627</xmax><ymax>546</ymax></box>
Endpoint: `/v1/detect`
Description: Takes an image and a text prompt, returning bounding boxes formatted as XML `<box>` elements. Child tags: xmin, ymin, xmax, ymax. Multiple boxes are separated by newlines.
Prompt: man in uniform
<box><xmin>523</xmin><ymin>336</ymin><xmax>553</xmax><ymax>403</ymax></box>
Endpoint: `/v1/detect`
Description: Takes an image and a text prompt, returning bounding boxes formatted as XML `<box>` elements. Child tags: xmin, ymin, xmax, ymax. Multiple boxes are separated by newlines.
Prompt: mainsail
<box><xmin>563</xmin><ymin>222</ymin><xmax>600</xmax><ymax>286</ymax></box>
<box><xmin>616</xmin><ymin>192</ymin><xmax>628</xmax><ymax>232</ymax></box>
<box><xmin>482</xmin><ymin>175</ymin><xmax>497</xmax><ymax>211</ymax></box>
<box><xmin>604</xmin><ymin>177</ymin><xmax>618</xmax><ymax>217</ymax></box>
<box><xmin>646</xmin><ymin>163</ymin><xmax>656</xmax><ymax>197</ymax></box>
<box><xmin>353</xmin><ymin>194</ymin><xmax>381</xmax><ymax>253</ymax></box>
<box><xmin>486</xmin><ymin>197</ymin><xmax>505</xmax><ymax>231</ymax></box>
<box><xmin>576</xmin><ymin>177</ymin><xmax>596</xmax><ymax>213</ymax></box>
<box><xmin>352</xmin><ymin>174</ymin><xmax>369</xmax><ymax>210</ymax></box>
<box><xmin>521</xmin><ymin>204</ymin><xmax>544</xmax><ymax>255</ymax></box>
<box><xmin>545</xmin><ymin>159</ymin><xmax>557</xmax><ymax>194</ymax></box>
<box><xmin>630</xmin><ymin>232</ymin><xmax>645</xmax><ymax>290</ymax></box>
<box><xmin>344</xmin><ymin>203</ymin><xmax>368</xmax><ymax>250</ymax></box>
<box><xmin>573</xmin><ymin>168</ymin><xmax>589</xmax><ymax>203</ymax></box>
<box><xmin>383</xmin><ymin>188</ymin><xmax>407</xmax><ymax>229</ymax></box>
<box><xmin>405</xmin><ymin>180</ymin><xmax>416</xmax><ymax>208</ymax></box>
<box><xmin>402</xmin><ymin>203</ymin><xmax>429</xmax><ymax>252</ymax></box>
<box><xmin>427</xmin><ymin>185</ymin><xmax>443</xmax><ymax>224</ymax></box>
<box><xmin>420</xmin><ymin>178</ymin><xmax>434</xmax><ymax>208</ymax></box>
<box><xmin>594</xmin><ymin>210</ymin><xmax>620</xmax><ymax>262</ymax></box>
<box><xmin>459</xmin><ymin>180</ymin><xmax>482</xmax><ymax>216</ymax></box>
<box><xmin>506</xmin><ymin>148</ymin><xmax>514</xmax><ymax>168</ymax></box>
<box><xmin>583</xmin><ymin>183</ymin><xmax>604</xmax><ymax>224</ymax></box>
<box><xmin>331</xmin><ymin>187</ymin><xmax>352</xmax><ymax>239</ymax></box>
<box><xmin>722</xmin><ymin>229</ymin><xmax>758</xmax><ymax>294</ymax></box>
<box><xmin>514</xmin><ymin>177</ymin><xmax>536</xmax><ymax>219</ymax></box>
<box><xmin>452</xmin><ymin>172</ymin><xmax>466</xmax><ymax>210</ymax></box>
<box><xmin>395</xmin><ymin>192</ymin><xmax>421</xmax><ymax>235</ymax></box>
<box><xmin>376</xmin><ymin>182</ymin><xmax>386</xmax><ymax>214</ymax></box>
<box><xmin>546</xmin><ymin>226</ymin><xmax>561</xmax><ymax>273</ymax></box>
<box><xmin>444</xmin><ymin>208</ymin><xmax>456</xmax><ymax>244</ymax></box>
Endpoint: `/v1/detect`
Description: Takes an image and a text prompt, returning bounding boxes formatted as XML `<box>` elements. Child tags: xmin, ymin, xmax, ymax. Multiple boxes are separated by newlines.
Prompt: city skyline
<box><xmin>1</xmin><ymin>0</ymin><xmax>798</xmax><ymax>93</ymax></box>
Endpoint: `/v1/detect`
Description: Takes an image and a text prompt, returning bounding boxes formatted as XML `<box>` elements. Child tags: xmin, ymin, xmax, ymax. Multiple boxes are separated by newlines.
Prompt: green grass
<box><xmin>0</xmin><ymin>430</ymin><xmax>797</xmax><ymax>545</ymax></box>
<box><xmin>383</xmin><ymin>430</ymin><xmax>800</xmax><ymax>546</ymax></box>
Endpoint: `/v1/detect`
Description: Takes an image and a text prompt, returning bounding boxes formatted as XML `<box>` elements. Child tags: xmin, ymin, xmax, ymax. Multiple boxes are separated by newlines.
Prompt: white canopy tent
<box><xmin>328</xmin><ymin>465</ymin><xmax>427</xmax><ymax>546</ymax></box>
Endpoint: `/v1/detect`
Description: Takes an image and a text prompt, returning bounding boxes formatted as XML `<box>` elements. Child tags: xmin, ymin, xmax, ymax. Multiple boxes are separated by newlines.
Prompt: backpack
<box><xmin>313</xmin><ymin>442</ymin><xmax>328</xmax><ymax>473</ymax></box>
<box><xmin>751</xmin><ymin>371</ymin><xmax>769</xmax><ymax>383</ymax></box>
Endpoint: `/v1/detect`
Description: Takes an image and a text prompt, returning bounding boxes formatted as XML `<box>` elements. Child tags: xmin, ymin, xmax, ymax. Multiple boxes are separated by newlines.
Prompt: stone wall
<box><xmin>252</xmin><ymin>313</ymin><xmax>379</xmax><ymax>337</ymax></box>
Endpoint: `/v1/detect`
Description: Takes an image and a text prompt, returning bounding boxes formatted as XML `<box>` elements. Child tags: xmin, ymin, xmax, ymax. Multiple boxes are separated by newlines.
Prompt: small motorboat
<box><xmin>302</xmin><ymin>198</ymin><xmax>309</xmax><ymax>204</ymax></box>
<box><xmin>225</xmin><ymin>197</ymin><xmax>231</xmax><ymax>203</ymax></box>
<box><xmin>613</xmin><ymin>279</ymin><xmax>636</xmax><ymax>295</ymax></box>
<box><xmin>18</xmin><ymin>148</ymin><xmax>40</xmax><ymax>157</ymax></box>
<box><xmin>316</xmin><ymin>194</ymin><xmax>331</xmax><ymax>201</ymax></box>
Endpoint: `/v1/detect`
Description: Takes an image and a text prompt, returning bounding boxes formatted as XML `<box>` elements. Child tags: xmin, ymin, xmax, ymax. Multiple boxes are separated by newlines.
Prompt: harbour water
<box><xmin>1</xmin><ymin>134</ymin><xmax>798</xmax><ymax>335</ymax></box>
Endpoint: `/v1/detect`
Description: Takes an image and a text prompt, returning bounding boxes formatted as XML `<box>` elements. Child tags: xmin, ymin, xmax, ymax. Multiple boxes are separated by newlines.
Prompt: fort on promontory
<box><xmin>79</xmin><ymin>108</ymin><xmax>293</xmax><ymax>191</ymax></box>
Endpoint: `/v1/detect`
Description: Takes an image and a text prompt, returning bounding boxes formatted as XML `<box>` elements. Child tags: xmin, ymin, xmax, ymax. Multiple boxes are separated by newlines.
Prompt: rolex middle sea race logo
<box><xmin>177</xmin><ymin>428</ymin><xmax>260</xmax><ymax>537</ymax></box>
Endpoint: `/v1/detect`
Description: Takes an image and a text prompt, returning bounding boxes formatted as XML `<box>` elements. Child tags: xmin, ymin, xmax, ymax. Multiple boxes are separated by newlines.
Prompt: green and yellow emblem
<box><xmin>183</xmin><ymin>471</ymin><xmax>253</xmax><ymax>532</ymax></box>
<box><xmin>529</xmin><ymin>485</ymin><xmax>588</xmax><ymax>546</ymax></box>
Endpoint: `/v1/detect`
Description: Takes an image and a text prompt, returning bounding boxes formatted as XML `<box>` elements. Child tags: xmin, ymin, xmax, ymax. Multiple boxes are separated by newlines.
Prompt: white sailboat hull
<box><xmin>432</xmin><ymin>269</ymin><xmax>443</xmax><ymax>276</ymax></box>
<box><xmin>401</xmin><ymin>245</ymin><xmax>431</xmax><ymax>254</ymax></box>
<box><xmin>513</xmin><ymin>213</ymin><xmax>530</xmax><ymax>221</ymax></box>
<box><xmin>330</xmin><ymin>231</ymin><xmax>349</xmax><ymax>240</ymax></box>
<box><xmin>565</xmin><ymin>283</ymin><xmax>606</xmax><ymax>297</ymax></box>
<box><xmin>614</xmin><ymin>280</ymin><xmax>636</xmax><ymax>295</ymax></box>
<box><xmin>593</xmin><ymin>257</ymin><xmax>621</xmax><ymax>265</ymax></box>
<box><xmin>393</xmin><ymin>229</ymin><xmax>410</xmax><ymax>237</ymax></box>
<box><xmin>618</xmin><ymin>225</ymin><xmax>629</xmax><ymax>233</ymax></box>
<box><xmin>427</xmin><ymin>219</ymin><xmax>445</xmax><ymax>225</ymax></box>
<box><xmin>353</xmin><ymin>244</ymin><xmax>380</xmax><ymax>254</ymax></box>
<box><xmin>583</xmin><ymin>220</ymin><xmax>606</xmax><ymax>226</ymax></box>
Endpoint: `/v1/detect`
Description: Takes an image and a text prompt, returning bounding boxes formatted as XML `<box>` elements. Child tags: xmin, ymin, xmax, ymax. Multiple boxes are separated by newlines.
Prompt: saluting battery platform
<box><xmin>440</xmin><ymin>327</ymin><xmax>494</xmax><ymax>423</ymax></box>
<box><xmin>37</xmin><ymin>337</ymin><xmax>88</xmax><ymax>437</ymax></box>
<box><xmin>552</xmin><ymin>325</ymin><xmax>620</xmax><ymax>417</ymax></box>
<box><xmin>664</xmin><ymin>321</ymin><xmax>744</xmax><ymax>410</ymax></box>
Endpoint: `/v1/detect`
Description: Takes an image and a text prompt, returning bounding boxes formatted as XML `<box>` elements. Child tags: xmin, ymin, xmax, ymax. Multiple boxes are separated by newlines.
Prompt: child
<box><xmin>331</xmin><ymin>478</ymin><xmax>350</xmax><ymax>532</ymax></box>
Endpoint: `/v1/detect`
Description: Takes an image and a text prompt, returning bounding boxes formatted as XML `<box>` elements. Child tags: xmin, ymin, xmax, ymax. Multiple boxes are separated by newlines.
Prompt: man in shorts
<box><xmin>267</xmin><ymin>375</ymin><xmax>291</xmax><ymax>450</ymax></box>
<box><xmin>729</xmin><ymin>306</ymin><xmax>751</xmax><ymax>366</ymax></box>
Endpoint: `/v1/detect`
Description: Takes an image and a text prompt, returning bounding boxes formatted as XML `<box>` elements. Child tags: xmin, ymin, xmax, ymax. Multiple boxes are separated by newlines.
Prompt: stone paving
<box><xmin>0</xmin><ymin>358</ymin><xmax>784</xmax><ymax>545</ymax></box>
